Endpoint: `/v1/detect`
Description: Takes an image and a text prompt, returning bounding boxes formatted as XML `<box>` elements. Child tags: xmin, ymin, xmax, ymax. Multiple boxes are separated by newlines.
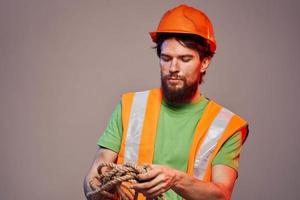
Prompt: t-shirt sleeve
<box><xmin>97</xmin><ymin>102</ymin><xmax>123</xmax><ymax>153</ymax></box>
<box><xmin>212</xmin><ymin>131</ymin><xmax>243</xmax><ymax>172</ymax></box>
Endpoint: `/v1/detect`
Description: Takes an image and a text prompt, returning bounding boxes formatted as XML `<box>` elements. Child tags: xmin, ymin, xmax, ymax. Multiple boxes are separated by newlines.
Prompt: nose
<box><xmin>169</xmin><ymin>58</ymin><xmax>179</xmax><ymax>74</ymax></box>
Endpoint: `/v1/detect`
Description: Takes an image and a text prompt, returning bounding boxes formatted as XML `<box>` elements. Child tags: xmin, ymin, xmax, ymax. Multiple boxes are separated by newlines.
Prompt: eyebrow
<box><xmin>160</xmin><ymin>53</ymin><xmax>171</xmax><ymax>57</ymax></box>
<box><xmin>160</xmin><ymin>53</ymin><xmax>194</xmax><ymax>58</ymax></box>
<box><xmin>179</xmin><ymin>55</ymin><xmax>194</xmax><ymax>58</ymax></box>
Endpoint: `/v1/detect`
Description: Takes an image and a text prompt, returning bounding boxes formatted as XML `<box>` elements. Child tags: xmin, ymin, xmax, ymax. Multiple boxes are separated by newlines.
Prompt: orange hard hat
<box><xmin>150</xmin><ymin>4</ymin><xmax>217</xmax><ymax>52</ymax></box>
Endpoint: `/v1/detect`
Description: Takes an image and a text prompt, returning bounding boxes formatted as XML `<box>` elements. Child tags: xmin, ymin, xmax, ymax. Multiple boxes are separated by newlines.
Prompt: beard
<box><xmin>161</xmin><ymin>72</ymin><xmax>201</xmax><ymax>104</ymax></box>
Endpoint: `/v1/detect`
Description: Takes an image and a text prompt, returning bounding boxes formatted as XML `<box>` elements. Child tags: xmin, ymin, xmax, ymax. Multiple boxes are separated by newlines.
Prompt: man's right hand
<box><xmin>83</xmin><ymin>147</ymin><xmax>118</xmax><ymax>199</ymax></box>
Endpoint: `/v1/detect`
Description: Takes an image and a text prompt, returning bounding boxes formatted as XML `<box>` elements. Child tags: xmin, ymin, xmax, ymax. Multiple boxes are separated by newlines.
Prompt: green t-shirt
<box><xmin>98</xmin><ymin>96</ymin><xmax>242</xmax><ymax>199</ymax></box>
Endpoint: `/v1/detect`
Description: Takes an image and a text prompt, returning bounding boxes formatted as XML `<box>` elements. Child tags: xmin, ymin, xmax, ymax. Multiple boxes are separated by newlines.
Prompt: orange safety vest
<box><xmin>117</xmin><ymin>88</ymin><xmax>248</xmax><ymax>198</ymax></box>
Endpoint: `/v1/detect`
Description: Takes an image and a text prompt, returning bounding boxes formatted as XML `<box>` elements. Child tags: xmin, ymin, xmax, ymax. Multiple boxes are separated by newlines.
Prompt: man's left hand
<box><xmin>132</xmin><ymin>165</ymin><xmax>178</xmax><ymax>199</ymax></box>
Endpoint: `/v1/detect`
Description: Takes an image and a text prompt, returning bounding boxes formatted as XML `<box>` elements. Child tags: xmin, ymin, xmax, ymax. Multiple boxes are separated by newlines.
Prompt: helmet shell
<box><xmin>150</xmin><ymin>4</ymin><xmax>217</xmax><ymax>52</ymax></box>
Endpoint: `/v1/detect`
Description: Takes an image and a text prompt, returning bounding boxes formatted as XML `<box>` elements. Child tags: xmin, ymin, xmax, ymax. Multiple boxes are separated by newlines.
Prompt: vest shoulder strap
<box><xmin>117</xmin><ymin>89</ymin><xmax>162</xmax><ymax>165</ymax></box>
<box><xmin>187</xmin><ymin>100</ymin><xmax>249</xmax><ymax>181</ymax></box>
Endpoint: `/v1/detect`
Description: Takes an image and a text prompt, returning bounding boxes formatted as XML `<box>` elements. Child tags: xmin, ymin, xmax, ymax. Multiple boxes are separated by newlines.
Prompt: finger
<box><xmin>133</xmin><ymin>175</ymin><xmax>163</xmax><ymax>191</ymax></box>
<box><xmin>148</xmin><ymin>186</ymin><xmax>167</xmax><ymax>199</ymax></box>
<box><xmin>132</xmin><ymin>174</ymin><xmax>165</xmax><ymax>194</ymax></box>
<box><xmin>144</xmin><ymin>178</ymin><xmax>170</xmax><ymax>199</ymax></box>
<box><xmin>132</xmin><ymin>181</ymin><xmax>153</xmax><ymax>191</ymax></box>
<box><xmin>146</xmin><ymin>182</ymin><xmax>165</xmax><ymax>195</ymax></box>
<box><xmin>138</xmin><ymin>168</ymin><xmax>160</xmax><ymax>181</ymax></box>
<box><xmin>89</xmin><ymin>176</ymin><xmax>101</xmax><ymax>190</ymax></box>
<box><xmin>145</xmin><ymin>164</ymin><xmax>159</xmax><ymax>171</ymax></box>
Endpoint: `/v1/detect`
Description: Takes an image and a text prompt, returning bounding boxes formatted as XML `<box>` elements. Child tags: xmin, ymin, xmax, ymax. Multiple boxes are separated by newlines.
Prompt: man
<box><xmin>84</xmin><ymin>4</ymin><xmax>248</xmax><ymax>200</ymax></box>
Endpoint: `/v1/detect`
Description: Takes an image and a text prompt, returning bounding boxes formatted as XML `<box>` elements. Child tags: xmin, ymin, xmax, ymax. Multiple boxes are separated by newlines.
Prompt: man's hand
<box><xmin>132</xmin><ymin>164</ymin><xmax>237</xmax><ymax>200</ymax></box>
<box><xmin>83</xmin><ymin>147</ymin><xmax>118</xmax><ymax>199</ymax></box>
<box><xmin>132</xmin><ymin>165</ymin><xmax>179</xmax><ymax>199</ymax></box>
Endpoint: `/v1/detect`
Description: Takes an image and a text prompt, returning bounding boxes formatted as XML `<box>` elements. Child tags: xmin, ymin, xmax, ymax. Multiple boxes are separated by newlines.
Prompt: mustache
<box><xmin>163</xmin><ymin>74</ymin><xmax>185</xmax><ymax>80</ymax></box>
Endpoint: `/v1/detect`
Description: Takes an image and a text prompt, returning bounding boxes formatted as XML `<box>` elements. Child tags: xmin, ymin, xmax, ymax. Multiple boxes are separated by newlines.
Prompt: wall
<box><xmin>1</xmin><ymin>0</ymin><xmax>300</xmax><ymax>199</ymax></box>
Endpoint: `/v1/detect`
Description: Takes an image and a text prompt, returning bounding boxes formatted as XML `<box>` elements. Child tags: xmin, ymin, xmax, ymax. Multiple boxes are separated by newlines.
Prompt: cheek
<box><xmin>184</xmin><ymin>64</ymin><xmax>201</xmax><ymax>81</ymax></box>
<box><xmin>186</xmin><ymin>74</ymin><xmax>198</xmax><ymax>84</ymax></box>
<box><xmin>160</xmin><ymin>62</ymin><xmax>169</xmax><ymax>74</ymax></box>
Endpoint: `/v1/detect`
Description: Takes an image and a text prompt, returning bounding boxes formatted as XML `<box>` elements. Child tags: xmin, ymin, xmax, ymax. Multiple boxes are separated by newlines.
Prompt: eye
<box><xmin>161</xmin><ymin>55</ymin><xmax>171</xmax><ymax>62</ymax></box>
<box><xmin>180</xmin><ymin>56</ymin><xmax>192</xmax><ymax>62</ymax></box>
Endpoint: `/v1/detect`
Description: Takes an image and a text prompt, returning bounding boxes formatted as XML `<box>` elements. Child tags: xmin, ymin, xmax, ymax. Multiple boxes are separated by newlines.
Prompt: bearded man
<box><xmin>84</xmin><ymin>4</ymin><xmax>248</xmax><ymax>200</ymax></box>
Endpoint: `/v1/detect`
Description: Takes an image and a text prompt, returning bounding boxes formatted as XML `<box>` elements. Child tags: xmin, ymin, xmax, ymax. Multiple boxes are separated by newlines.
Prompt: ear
<box><xmin>200</xmin><ymin>57</ymin><xmax>211</xmax><ymax>73</ymax></box>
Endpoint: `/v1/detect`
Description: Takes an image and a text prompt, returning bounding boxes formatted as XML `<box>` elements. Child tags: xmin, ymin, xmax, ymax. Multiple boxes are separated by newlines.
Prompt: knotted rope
<box><xmin>86</xmin><ymin>162</ymin><xmax>165</xmax><ymax>200</ymax></box>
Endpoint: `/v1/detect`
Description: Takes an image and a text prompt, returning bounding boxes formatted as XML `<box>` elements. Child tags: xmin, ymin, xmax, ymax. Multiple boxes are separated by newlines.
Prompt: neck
<box><xmin>190</xmin><ymin>89</ymin><xmax>201</xmax><ymax>103</ymax></box>
<box><xmin>190</xmin><ymin>90</ymin><xmax>201</xmax><ymax>102</ymax></box>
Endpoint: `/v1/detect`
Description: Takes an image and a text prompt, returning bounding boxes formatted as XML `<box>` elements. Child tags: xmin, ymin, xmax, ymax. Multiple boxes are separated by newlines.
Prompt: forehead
<box><xmin>161</xmin><ymin>38</ymin><xmax>199</xmax><ymax>56</ymax></box>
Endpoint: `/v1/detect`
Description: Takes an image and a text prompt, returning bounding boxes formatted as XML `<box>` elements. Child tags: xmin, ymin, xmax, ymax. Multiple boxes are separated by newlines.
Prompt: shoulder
<box><xmin>121</xmin><ymin>88</ymin><xmax>162</xmax><ymax>104</ymax></box>
<box><xmin>121</xmin><ymin>88</ymin><xmax>160</xmax><ymax>97</ymax></box>
<box><xmin>207</xmin><ymin>99</ymin><xmax>248</xmax><ymax>123</ymax></box>
<box><xmin>205</xmin><ymin>99</ymin><xmax>249</xmax><ymax>142</ymax></box>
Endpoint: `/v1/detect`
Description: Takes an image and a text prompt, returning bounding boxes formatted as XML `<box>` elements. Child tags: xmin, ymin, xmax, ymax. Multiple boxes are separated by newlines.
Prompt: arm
<box><xmin>133</xmin><ymin>132</ymin><xmax>242</xmax><ymax>200</ymax></box>
<box><xmin>83</xmin><ymin>147</ymin><xmax>118</xmax><ymax>198</ymax></box>
<box><xmin>172</xmin><ymin>164</ymin><xmax>237</xmax><ymax>200</ymax></box>
<box><xmin>133</xmin><ymin>164</ymin><xmax>237</xmax><ymax>200</ymax></box>
<box><xmin>84</xmin><ymin>102</ymin><xmax>122</xmax><ymax>198</ymax></box>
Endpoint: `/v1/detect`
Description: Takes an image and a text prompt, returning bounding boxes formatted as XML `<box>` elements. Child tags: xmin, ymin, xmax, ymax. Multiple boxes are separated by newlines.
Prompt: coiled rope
<box><xmin>86</xmin><ymin>162</ymin><xmax>165</xmax><ymax>200</ymax></box>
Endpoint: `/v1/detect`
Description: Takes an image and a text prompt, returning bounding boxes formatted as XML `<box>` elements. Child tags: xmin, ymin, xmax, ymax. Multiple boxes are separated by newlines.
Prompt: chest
<box><xmin>152</xmin><ymin>109</ymin><xmax>202</xmax><ymax>171</ymax></box>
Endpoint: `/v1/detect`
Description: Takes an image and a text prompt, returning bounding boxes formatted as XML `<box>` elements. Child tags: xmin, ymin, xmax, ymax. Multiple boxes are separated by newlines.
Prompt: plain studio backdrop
<box><xmin>1</xmin><ymin>0</ymin><xmax>300</xmax><ymax>199</ymax></box>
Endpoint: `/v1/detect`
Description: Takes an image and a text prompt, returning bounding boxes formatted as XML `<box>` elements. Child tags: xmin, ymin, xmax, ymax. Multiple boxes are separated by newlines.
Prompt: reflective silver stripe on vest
<box><xmin>193</xmin><ymin>107</ymin><xmax>234</xmax><ymax>180</ymax></box>
<box><xmin>124</xmin><ymin>91</ymin><xmax>149</xmax><ymax>164</ymax></box>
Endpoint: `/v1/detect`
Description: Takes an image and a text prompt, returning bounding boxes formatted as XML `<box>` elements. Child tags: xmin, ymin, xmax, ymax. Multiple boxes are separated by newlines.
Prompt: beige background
<box><xmin>1</xmin><ymin>0</ymin><xmax>300</xmax><ymax>199</ymax></box>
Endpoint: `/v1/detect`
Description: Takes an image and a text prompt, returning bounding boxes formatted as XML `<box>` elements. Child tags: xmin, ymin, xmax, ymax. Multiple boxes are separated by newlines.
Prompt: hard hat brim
<box><xmin>149</xmin><ymin>31</ymin><xmax>216</xmax><ymax>52</ymax></box>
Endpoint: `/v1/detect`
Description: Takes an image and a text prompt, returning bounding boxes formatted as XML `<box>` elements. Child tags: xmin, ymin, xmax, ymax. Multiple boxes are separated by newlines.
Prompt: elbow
<box><xmin>83</xmin><ymin>175</ymin><xmax>92</xmax><ymax>197</ymax></box>
<box><xmin>210</xmin><ymin>183</ymin><xmax>231</xmax><ymax>200</ymax></box>
<box><xmin>213</xmin><ymin>194</ymin><xmax>230</xmax><ymax>200</ymax></box>
<box><xmin>83</xmin><ymin>175</ymin><xmax>89</xmax><ymax>196</ymax></box>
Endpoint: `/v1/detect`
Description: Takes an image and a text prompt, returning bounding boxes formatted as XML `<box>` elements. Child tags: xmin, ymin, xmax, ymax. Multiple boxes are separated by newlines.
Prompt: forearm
<box><xmin>83</xmin><ymin>147</ymin><xmax>118</xmax><ymax>199</ymax></box>
<box><xmin>133</xmin><ymin>165</ymin><xmax>234</xmax><ymax>200</ymax></box>
<box><xmin>172</xmin><ymin>170</ymin><xmax>230</xmax><ymax>200</ymax></box>
<box><xmin>83</xmin><ymin>174</ymin><xmax>93</xmax><ymax>196</ymax></box>
<box><xmin>83</xmin><ymin>166</ymin><xmax>102</xmax><ymax>198</ymax></box>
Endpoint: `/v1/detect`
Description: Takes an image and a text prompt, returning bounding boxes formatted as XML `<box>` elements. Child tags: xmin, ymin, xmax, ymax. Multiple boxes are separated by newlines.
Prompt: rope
<box><xmin>86</xmin><ymin>163</ymin><xmax>165</xmax><ymax>200</ymax></box>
